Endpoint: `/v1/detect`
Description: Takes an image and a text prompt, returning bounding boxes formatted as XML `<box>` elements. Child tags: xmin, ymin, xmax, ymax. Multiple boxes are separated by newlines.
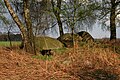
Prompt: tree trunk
<box><xmin>110</xmin><ymin>0</ymin><xmax>116</xmax><ymax>41</ymax></box>
<box><xmin>51</xmin><ymin>0</ymin><xmax>64</xmax><ymax>36</ymax></box>
<box><xmin>3</xmin><ymin>0</ymin><xmax>27</xmax><ymax>45</ymax></box>
<box><xmin>8</xmin><ymin>30</ymin><xmax>12</xmax><ymax>49</ymax></box>
<box><xmin>4</xmin><ymin>0</ymin><xmax>36</xmax><ymax>54</ymax></box>
<box><xmin>23</xmin><ymin>0</ymin><xmax>36</xmax><ymax>54</ymax></box>
<box><xmin>56</xmin><ymin>15</ymin><xmax>64</xmax><ymax>36</ymax></box>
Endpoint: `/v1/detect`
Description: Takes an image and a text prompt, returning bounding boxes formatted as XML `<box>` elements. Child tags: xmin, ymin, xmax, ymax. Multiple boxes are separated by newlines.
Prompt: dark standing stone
<box><xmin>77</xmin><ymin>31</ymin><xmax>94</xmax><ymax>42</ymax></box>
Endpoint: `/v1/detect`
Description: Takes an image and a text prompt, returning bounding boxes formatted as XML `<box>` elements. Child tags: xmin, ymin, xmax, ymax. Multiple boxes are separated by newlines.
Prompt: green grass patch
<box><xmin>53</xmin><ymin>48</ymin><xmax>67</xmax><ymax>55</ymax></box>
<box><xmin>0</xmin><ymin>41</ymin><xmax>21</xmax><ymax>47</ymax></box>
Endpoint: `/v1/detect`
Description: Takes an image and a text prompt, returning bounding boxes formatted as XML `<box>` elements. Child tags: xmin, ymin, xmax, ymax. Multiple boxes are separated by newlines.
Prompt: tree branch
<box><xmin>3</xmin><ymin>0</ymin><xmax>25</xmax><ymax>33</ymax></box>
<box><xmin>98</xmin><ymin>10</ymin><xmax>110</xmax><ymax>20</ymax></box>
<box><xmin>115</xmin><ymin>1</ymin><xmax>120</xmax><ymax>6</ymax></box>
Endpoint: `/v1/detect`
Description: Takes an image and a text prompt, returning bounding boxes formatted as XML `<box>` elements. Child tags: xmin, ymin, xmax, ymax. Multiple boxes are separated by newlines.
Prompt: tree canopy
<box><xmin>2</xmin><ymin>0</ymin><xmax>120</xmax><ymax>54</ymax></box>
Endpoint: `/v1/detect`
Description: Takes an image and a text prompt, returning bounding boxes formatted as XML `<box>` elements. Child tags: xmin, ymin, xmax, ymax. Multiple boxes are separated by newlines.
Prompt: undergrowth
<box><xmin>32</xmin><ymin>55</ymin><xmax>53</xmax><ymax>61</ymax></box>
<box><xmin>0</xmin><ymin>40</ymin><xmax>120</xmax><ymax>80</ymax></box>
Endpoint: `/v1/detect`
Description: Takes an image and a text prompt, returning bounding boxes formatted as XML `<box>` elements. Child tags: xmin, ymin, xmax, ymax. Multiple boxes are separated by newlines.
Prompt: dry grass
<box><xmin>0</xmin><ymin>43</ymin><xmax>120</xmax><ymax>80</ymax></box>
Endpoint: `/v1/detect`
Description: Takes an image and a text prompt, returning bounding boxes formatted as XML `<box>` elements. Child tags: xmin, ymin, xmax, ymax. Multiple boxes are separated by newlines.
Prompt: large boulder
<box><xmin>20</xmin><ymin>36</ymin><xmax>64</xmax><ymax>55</ymax></box>
<box><xmin>35</xmin><ymin>36</ymin><xmax>64</xmax><ymax>55</ymax></box>
<box><xmin>35</xmin><ymin>36</ymin><xmax>64</xmax><ymax>50</ymax></box>
<box><xmin>57</xmin><ymin>33</ymin><xmax>82</xmax><ymax>48</ymax></box>
<box><xmin>77</xmin><ymin>31</ymin><xmax>94</xmax><ymax>42</ymax></box>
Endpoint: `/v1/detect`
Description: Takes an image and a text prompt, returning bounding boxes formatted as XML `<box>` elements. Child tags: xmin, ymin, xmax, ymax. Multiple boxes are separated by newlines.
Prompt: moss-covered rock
<box><xmin>35</xmin><ymin>36</ymin><xmax>64</xmax><ymax>51</ymax></box>
<box><xmin>57</xmin><ymin>33</ymin><xmax>82</xmax><ymax>48</ymax></box>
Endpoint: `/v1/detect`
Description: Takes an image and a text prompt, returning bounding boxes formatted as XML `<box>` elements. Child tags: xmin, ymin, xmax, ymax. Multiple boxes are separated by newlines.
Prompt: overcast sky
<box><xmin>0</xmin><ymin>18</ymin><xmax>120</xmax><ymax>39</ymax></box>
<box><xmin>0</xmin><ymin>9</ymin><xmax>120</xmax><ymax>39</ymax></box>
<box><xmin>89</xmin><ymin>26</ymin><xmax>120</xmax><ymax>39</ymax></box>
<box><xmin>47</xmin><ymin>26</ymin><xmax>120</xmax><ymax>39</ymax></box>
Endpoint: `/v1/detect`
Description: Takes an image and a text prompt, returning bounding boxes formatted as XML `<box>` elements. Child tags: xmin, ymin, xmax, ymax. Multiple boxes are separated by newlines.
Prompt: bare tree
<box><xmin>4</xmin><ymin>0</ymin><xmax>36</xmax><ymax>54</ymax></box>
<box><xmin>51</xmin><ymin>0</ymin><xmax>64</xmax><ymax>36</ymax></box>
<box><xmin>98</xmin><ymin>0</ymin><xmax>120</xmax><ymax>40</ymax></box>
<box><xmin>110</xmin><ymin>0</ymin><xmax>120</xmax><ymax>40</ymax></box>
<box><xmin>61</xmin><ymin>0</ymin><xmax>98</xmax><ymax>33</ymax></box>
<box><xmin>30</xmin><ymin>0</ymin><xmax>51</xmax><ymax>36</ymax></box>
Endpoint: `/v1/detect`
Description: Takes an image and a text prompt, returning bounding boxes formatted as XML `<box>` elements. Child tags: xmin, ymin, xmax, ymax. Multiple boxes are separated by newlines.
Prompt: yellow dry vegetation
<box><xmin>0</xmin><ymin>43</ymin><xmax>120</xmax><ymax>80</ymax></box>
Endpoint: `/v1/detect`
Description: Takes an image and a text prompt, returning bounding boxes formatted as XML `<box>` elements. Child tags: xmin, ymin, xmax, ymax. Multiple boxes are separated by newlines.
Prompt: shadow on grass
<box><xmin>79</xmin><ymin>69</ymin><xmax>119</xmax><ymax>80</ymax></box>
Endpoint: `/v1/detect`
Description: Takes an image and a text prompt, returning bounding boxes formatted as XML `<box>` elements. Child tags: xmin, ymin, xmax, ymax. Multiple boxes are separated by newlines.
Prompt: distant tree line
<box><xmin>0</xmin><ymin>34</ymin><xmax>22</xmax><ymax>41</ymax></box>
